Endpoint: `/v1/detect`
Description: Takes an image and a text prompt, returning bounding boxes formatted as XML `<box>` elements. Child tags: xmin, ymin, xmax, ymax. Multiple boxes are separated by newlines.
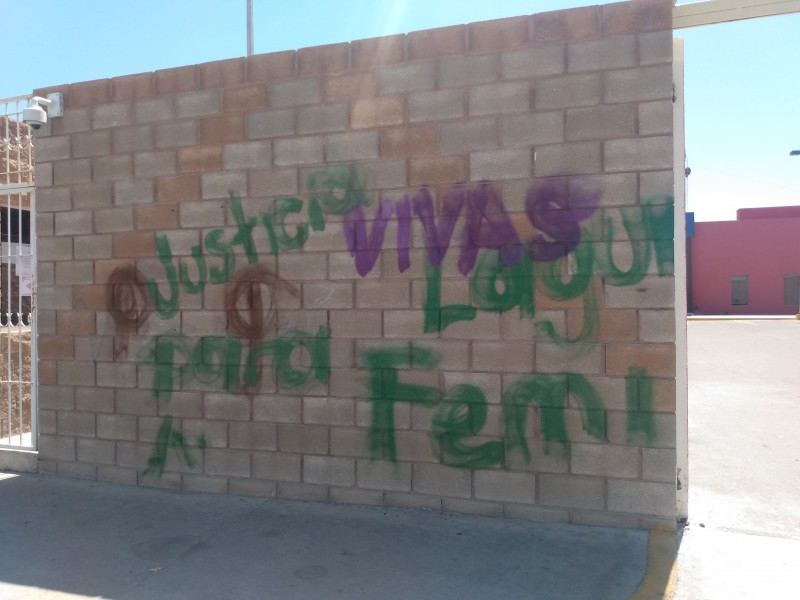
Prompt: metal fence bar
<box><xmin>0</xmin><ymin>94</ymin><xmax>35</xmax><ymax>450</ymax></box>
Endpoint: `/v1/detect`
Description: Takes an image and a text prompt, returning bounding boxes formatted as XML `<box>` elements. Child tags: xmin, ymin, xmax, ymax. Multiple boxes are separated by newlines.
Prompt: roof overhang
<box><xmin>673</xmin><ymin>0</ymin><xmax>800</xmax><ymax>28</ymax></box>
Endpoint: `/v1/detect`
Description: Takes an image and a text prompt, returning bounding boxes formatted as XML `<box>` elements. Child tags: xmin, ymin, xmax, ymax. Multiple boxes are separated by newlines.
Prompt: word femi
<box><xmin>363</xmin><ymin>345</ymin><xmax>656</xmax><ymax>468</ymax></box>
<box><xmin>141</xmin><ymin>326</ymin><xmax>330</xmax><ymax>476</ymax></box>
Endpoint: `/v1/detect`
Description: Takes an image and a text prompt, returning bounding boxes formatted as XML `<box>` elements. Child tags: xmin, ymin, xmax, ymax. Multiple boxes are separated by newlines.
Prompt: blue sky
<box><xmin>2</xmin><ymin>0</ymin><xmax>798</xmax><ymax>222</ymax></box>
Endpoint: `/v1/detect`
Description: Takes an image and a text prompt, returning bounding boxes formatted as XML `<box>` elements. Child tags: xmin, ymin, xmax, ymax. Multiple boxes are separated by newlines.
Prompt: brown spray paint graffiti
<box><xmin>105</xmin><ymin>264</ymin><xmax>151</xmax><ymax>359</ymax></box>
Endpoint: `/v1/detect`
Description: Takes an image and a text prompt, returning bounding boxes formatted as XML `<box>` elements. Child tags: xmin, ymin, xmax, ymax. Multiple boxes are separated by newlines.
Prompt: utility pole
<box><xmin>247</xmin><ymin>0</ymin><xmax>254</xmax><ymax>57</ymax></box>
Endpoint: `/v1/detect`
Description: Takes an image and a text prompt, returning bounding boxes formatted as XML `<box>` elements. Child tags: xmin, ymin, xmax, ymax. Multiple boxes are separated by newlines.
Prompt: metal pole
<box><xmin>247</xmin><ymin>0</ymin><xmax>254</xmax><ymax>57</ymax></box>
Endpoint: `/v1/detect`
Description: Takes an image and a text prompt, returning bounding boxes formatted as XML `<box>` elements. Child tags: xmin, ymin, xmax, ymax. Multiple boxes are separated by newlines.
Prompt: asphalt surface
<box><xmin>1</xmin><ymin>318</ymin><xmax>798</xmax><ymax>599</ymax></box>
<box><xmin>673</xmin><ymin>319</ymin><xmax>800</xmax><ymax>599</ymax></box>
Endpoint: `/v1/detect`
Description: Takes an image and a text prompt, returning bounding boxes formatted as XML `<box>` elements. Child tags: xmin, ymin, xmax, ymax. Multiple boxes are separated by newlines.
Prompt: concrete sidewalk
<box><xmin>0</xmin><ymin>471</ymin><xmax>659</xmax><ymax>600</ymax></box>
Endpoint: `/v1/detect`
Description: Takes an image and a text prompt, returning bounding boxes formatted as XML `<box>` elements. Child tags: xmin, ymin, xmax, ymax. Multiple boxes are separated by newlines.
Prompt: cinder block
<box><xmin>94</xmin><ymin>155</ymin><xmax>134</xmax><ymax>181</ymax></box>
<box><xmin>566</xmin><ymin>104</ymin><xmax>636</xmax><ymax>141</ymax></box>
<box><xmin>606</xmin><ymin>343</ymin><xmax>675</xmax><ymax>378</ymax></box>
<box><xmin>352</xmin><ymin>97</ymin><xmax>405</xmax><ymax>129</ymax></box>
<box><xmin>303</xmin><ymin>455</ymin><xmax>355</xmax><ymax>486</ymax></box>
<box><xmin>246</xmin><ymin>50</ymin><xmax>295</xmax><ymax>82</ymax></box>
<box><xmin>95</xmin><ymin>207</ymin><xmax>134</xmax><ymax>233</ymax></box>
<box><xmin>474</xmin><ymin>471</ymin><xmax>535</xmax><ymax>503</ymax></box>
<box><xmin>154</xmin><ymin>65</ymin><xmax>198</xmax><ymax>94</ymax></box>
<box><xmin>439</xmin><ymin>118</ymin><xmax>496</xmax><ymax>153</ymax></box>
<box><xmin>53</xmin><ymin>108</ymin><xmax>91</xmax><ymax>134</ymax></box>
<box><xmin>114</xmin><ymin>179</ymin><xmax>154</xmax><ymax>205</ymax></box>
<box><xmin>413</xmin><ymin>463</ymin><xmax>471</xmax><ymax>498</ymax></box>
<box><xmin>469</xmin><ymin>82</ymin><xmax>530</xmax><ymax>116</ymax></box>
<box><xmin>501</xmin><ymin>45</ymin><xmax>565</xmax><ymax>80</ymax></box>
<box><xmin>407</xmin><ymin>89</ymin><xmax>464</xmax><ymax>123</ymax></box>
<box><xmin>355</xmin><ymin>280</ymin><xmax>410</xmax><ymax>309</ymax></box>
<box><xmin>539</xmin><ymin>473</ymin><xmax>605</xmax><ymax>510</ymax></box>
<box><xmin>469</xmin><ymin>16</ymin><xmax>528</xmax><ymax>52</ymax></box>
<box><xmin>111</xmin><ymin>231</ymin><xmax>154</xmax><ymax>258</ymax></box>
<box><xmin>112</xmin><ymin>125</ymin><xmax>154</xmax><ymax>153</ymax></box>
<box><xmin>201</xmin><ymin>172</ymin><xmax>246</xmax><ymax>199</ymax></box>
<box><xmin>571</xmin><ymin>443</ymin><xmax>639</xmax><ymax>478</ymax></box>
<box><xmin>472</xmin><ymin>341</ymin><xmax>533</xmax><ymax>373</ymax></box>
<box><xmin>535</xmin><ymin>342</ymin><xmax>603</xmax><ymax>375</ymax></box>
<box><xmin>229</xmin><ymin>422</ymin><xmax>278</xmax><ymax>451</ymax></box>
<box><xmin>500</xmin><ymin>111</ymin><xmax>564</xmax><ymax>147</ymax></box>
<box><xmin>440</xmin><ymin>311</ymin><xmax>501</xmax><ymax>340</ymax></box>
<box><xmin>568</xmin><ymin>36</ymin><xmax>637</xmax><ymax>72</ymax></box>
<box><xmin>438</xmin><ymin>54</ymin><xmax>498</xmax><ymax>88</ymax></box>
<box><xmin>270</xmin><ymin>77</ymin><xmax>322</xmax><ymax>107</ymax></box>
<box><xmin>175</xmin><ymin>90</ymin><xmax>221</xmax><ymax>118</ymax></box>
<box><xmin>35</xmin><ymin>136</ymin><xmax>71</xmax><ymax>162</ymax></box>
<box><xmin>205</xmin><ymin>393</ymin><xmax>251</xmax><ymax>421</ymax></box>
<box><xmin>39</xmin><ymin>435</ymin><xmax>76</xmax><ymax>461</ymax></box>
<box><xmin>409</xmin><ymin>155</ymin><xmax>467</xmax><ymax>186</ymax></box>
<box><xmin>639</xmin><ymin>31</ymin><xmax>673</xmax><ymax>66</ymax></box>
<box><xmin>351</xmin><ymin>35</ymin><xmax>405</xmax><ymax>69</ymax></box>
<box><xmin>54</xmin><ymin>259</ymin><xmax>94</xmax><ymax>284</ymax></box>
<box><xmin>53</xmin><ymin>159</ymin><xmax>91</xmax><ymax>186</ymax></box>
<box><xmin>607</xmin><ymin>479</ymin><xmax>673</xmax><ymax>517</ymax></box>
<box><xmin>247</xmin><ymin>109</ymin><xmax>295</xmax><ymax>139</ymax></box>
<box><xmin>297</xmin><ymin>104</ymin><xmax>348</xmax><ymax>134</ymax></box>
<box><xmin>92</xmin><ymin>102</ymin><xmax>133</xmax><ymax>129</ymax></box>
<box><xmin>72</xmin><ymin>131</ymin><xmax>111</xmax><ymax>158</ymax></box>
<box><xmin>602</xmin><ymin>0</ymin><xmax>672</xmax><ymax>36</ymax></box>
<box><xmin>605</xmin><ymin>276</ymin><xmax>674</xmax><ymax>309</ymax></box>
<box><xmin>277</xmin><ymin>252</ymin><xmax>328</xmax><ymax>281</ymax></box>
<box><xmin>536</xmin><ymin>73</ymin><xmax>602</xmax><ymax>109</ymax></box>
<box><xmin>204</xmin><ymin>449</ymin><xmax>251</xmax><ymax>477</ymax></box>
<box><xmin>297</xmin><ymin>43</ymin><xmax>349</xmax><ymax>75</ymax></box>
<box><xmin>470</xmin><ymin>148</ymin><xmax>531</xmax><ymax>181</ymax></box>
<box><xmin>182</xmin><ymin>475</ymin><xmax>228</xmax><ymax>494</ymax></box>
<box><xmin>325</xmin><ymin>131</ymin><xmax>379</xmax><ymax>162</ymax></box>
<box><xmin>377</xmin><ymin>62</ymin><xmax>436</xmax><ymax>95</ymax></box>
<box><xmin>357</xmin><ymin>459</ymin><xmax>411</xmax><ymax>491</ymax></box>
<box><xmin>604</xmin><ymin>136</ymin><xmax>672</xmax><ymax>172</ymax></box>
<box><xmin>222</xmin><ymin>140</ymin><xmax>272</xmax><ymax>169</ymax></box>
<box><xmin>604</xmin><ymin>65</ymin><xmax>673</xmax><ymax>104</ymax></box>
<box><xmin>639</xmin><ymin>100</ymin><xmax>672</xmax><ymax>136</ymax></box>
<box><xmin>199</xmin><ymin>115</ymin><xmax>245</xmax><ymax>145</ymax></box>
<box><xmin>301</xmin><ymin>281</ymin><xmax>353</xmax><ymax>310</ymax></box>
<box><xmin>380</xmin><ymin>124</ymin><xmax>438</xmax><ymax>158</ymax></box>
<box><xmin>277</xmin><ymin>482</ymin><xmax>330</xmax><ymax>502</ymax></box>
<box><xmin>134</xmin><ymin>150</ymin><xmax>177</xmax><ymax>177</ymax></box>
<box><xmin>154</xmin><ymin>121</ymin><xmax>198</xmax><ymax>149</ymax></box>
<box><xmin>57</xmin><ymin>411</ymin><xmax>96</xmax><ymax>438</ymax></box>
<box><xmin>223</xmin><ymin>84</ymin><xmax>270</xmax><ymax>112</ymax></box>
<box><xmin>642</xmin><ymin>448</ymin><xmax>676</xmax><ymax>483</ymax></box>
<box><xmin>112</xmin><ymin>73</ymin><xmax>154</xmax><ymax>102</ymax></box>
<box><xmin>39</xmin><ymin>237</ymin><xmax>74</xmax><ymax>262</ymax></box>
<box><xmin>77</xmin><ymin>438</ymin><xmax>115</xmax><ymax>465</ymax></box>
<box><xmin>639</xmin><ymin>310</ymin><xmax>675</xmax><ymax>343</ymax></box>
<box><xmin>249</xmin><ymin>168</ymin><xmax>297</xmax><ymax>197</ymax></box>
<box><xmin>278</xmin><ymin>424</ymin><xmax>329</xmax><ymax>454</ymax></box>
<box><xmin>408</xmin><ymin>25</ymin><xmax>465</xmax><ymax>60</ymax></box>
<box><xmin>252</xmin><ymin>451</ymin><xmax>302</xmax><ymax>481</ymax></box>
<box><xmin>324</xmin><ymin>72</ymin><xmax>378</xmax><ymax>102</ymax></box>
<box><xmin>640</xmin><ymin>170</ymin><xmax>673</xmax><ymax>199</ymax></box>
<box><xmin>303</xmin><ymin>397</ymin><xmax>354</xmax><ymax>426</ymax></box>
<box><xmin>134</xmin><ymin>97</ymin><xmax>175</xmax><ymax>123</ymax></box>
<box><xmin>182</xmin><ymin>419</ymin><xmax>228</xmax><ymax>448</ymax></box>
<box><xmin>327</xmin><ymin>311</ymin><xmax>379</xmax><ymax>341</ymax></box>
<box><xmin>76</xmin><ymin>387</ymin><xmax>114</xmax><ymax>413</ymax></box>
<box><xmin>534</xmin><ymin>141</ymin><xmax>601</xmax><ymax>177</ymax></box>
<box><xmin>274</xmin><ymin>137</ymin><xmax>324</xmax><ymax>166</ymax></box>
<box><xmin>37</xmin><ymin>187</ymin><xmax>71</xmax><ymax>212</ymax></box>
<box><xmin>97</xmin><ymin>414</ymin><xmax>137</xmax><ymax>441</ymax></box>
<box><xmin>328</xmin><ymin>427</ymin><xmax>369</xmax><ymax>457</ymax></box>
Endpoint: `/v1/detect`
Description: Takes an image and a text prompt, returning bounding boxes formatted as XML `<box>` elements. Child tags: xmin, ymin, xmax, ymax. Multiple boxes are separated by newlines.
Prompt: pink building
<box><xmin>690</xmin><ymin>206</ymin><xmax>800</xmax><ymax>315</ymax></box>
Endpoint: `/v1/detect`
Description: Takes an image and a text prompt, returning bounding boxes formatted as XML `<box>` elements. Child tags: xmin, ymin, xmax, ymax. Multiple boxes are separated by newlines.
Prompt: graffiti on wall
<box><xmin>105</xmin><ymin>165</ymin><xmax>672</xmax><ymax>476</ymax></box>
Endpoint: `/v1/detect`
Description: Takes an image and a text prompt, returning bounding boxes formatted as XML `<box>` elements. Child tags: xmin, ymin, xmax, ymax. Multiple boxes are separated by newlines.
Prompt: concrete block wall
<box><xmin>32</xmin><ymin>0</ymin><xmax>677</xmax><ymax>528</ymax></box>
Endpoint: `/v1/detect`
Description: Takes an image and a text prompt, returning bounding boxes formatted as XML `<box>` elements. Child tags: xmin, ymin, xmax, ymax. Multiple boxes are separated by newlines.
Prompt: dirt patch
<box><xmin>0</xmin><ymin>330</ymin><xmax>32</xmax><ymax>440</ymax></box>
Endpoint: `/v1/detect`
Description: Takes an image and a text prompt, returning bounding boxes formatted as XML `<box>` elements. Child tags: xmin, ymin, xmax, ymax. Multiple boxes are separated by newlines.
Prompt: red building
<box><xmin>689</xmin><ymin>206</ymin><xmax>800</xmax><ymax>315</ymax></box>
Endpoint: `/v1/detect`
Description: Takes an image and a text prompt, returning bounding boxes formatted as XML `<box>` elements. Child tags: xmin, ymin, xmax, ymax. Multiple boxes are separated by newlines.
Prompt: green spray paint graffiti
<box><xmin>104</xmin><ymin>164</ymin><xmax>672</xmax><ymax>478</ymax></box>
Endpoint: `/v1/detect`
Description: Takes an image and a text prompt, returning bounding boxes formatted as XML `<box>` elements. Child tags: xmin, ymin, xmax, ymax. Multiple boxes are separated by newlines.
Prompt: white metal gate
<box><xmin>0</xmin><ymin>95</ymin><xmax>37</xmax><ymax>452</ymax></box>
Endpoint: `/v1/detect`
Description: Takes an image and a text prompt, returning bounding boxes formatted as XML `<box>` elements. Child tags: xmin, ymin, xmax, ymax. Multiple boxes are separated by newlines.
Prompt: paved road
<box><xmin>674</xmin><ymin>319</ymin><xmax>800</xmax><ymax>599</ymax></box>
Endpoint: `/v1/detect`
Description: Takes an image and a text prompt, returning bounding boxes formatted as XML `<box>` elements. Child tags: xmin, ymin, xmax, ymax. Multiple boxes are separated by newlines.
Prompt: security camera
<box><xmin>23</xmin><ymin>102</ymin><xmax>47</xmax><ymax>129</ymax></box>
<box><xmin>22</xmin><ymin>93</ymin><xmax>64</xmax><ymax>131</ymax></box>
